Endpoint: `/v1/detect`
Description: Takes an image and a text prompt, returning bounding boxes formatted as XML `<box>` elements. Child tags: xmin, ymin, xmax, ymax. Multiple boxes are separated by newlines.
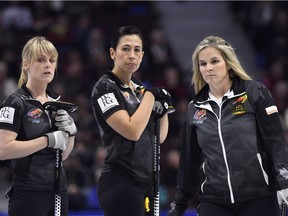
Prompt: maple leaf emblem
<box><xmin>279</xmin><ymin>168</ymin><xmax>288</xmax><ymax>180</ymax></box>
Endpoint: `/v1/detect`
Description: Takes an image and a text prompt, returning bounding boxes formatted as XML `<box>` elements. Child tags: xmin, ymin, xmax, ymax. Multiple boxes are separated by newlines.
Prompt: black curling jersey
<box><xmin>91</xmin><ymin>72</ymin><xmax>155</xmax><ymax>186</ymax></box>
<box><xmin>0</xmin><ymin>85</ymin><xmax>67</xmax><ymax>191</ymax></box>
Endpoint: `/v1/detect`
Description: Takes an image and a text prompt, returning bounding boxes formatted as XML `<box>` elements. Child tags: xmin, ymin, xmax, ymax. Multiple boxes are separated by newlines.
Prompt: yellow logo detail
<box><xmin>145</xmin><ymin>197</ymin><xmax>150</xmax><ymax>212</ymax></box>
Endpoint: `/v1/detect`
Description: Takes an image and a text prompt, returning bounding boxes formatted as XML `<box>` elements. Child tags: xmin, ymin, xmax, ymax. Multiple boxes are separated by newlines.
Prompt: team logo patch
<box><xmin>27</xmin><ymin>108</ymin><xmax>43</xmax><ymax>123</ymax></box>
<box><xmin>122</xmin><ymin>91</ymin><xmax>134</xmax><ymax>104</ymax></box>
<box><xmin>123</xmin><ymin>91</ymin><xmax>130</xmax><ymax>100</ymax></box>
<box><xmin>97</xmin><ymin>93</ymin><xmax>119</xmax><ymax>113</ymax></box>
<box><xmin>232</xmin><ymin>95</ymin><xmax>247</xmax><ymax>115</ymax></box>
<box><xmin>265</xmin><ymin>105</ymin><xmax>278</xmax><ymax>115</ymax></box>
<box><xmin>193</xmin><ymin>109</ymin><xmax>207</xmax><ymax>124</ymax></box>
<box><xmin>0</xmin><ymin>107</ymin><xmax>15</xmax><ymax>124</ymax></box>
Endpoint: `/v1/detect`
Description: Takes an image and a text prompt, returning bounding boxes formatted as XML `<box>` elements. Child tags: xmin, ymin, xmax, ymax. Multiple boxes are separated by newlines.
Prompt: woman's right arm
<box><xmin>106</xmin><ymin>91</ymin><xmax>155</xmax><ymax>141</ymax></box>
<box><xmin>0</xmin><ymin>129</ymin><xmax>47</xmax><ymax>160</ymax></box>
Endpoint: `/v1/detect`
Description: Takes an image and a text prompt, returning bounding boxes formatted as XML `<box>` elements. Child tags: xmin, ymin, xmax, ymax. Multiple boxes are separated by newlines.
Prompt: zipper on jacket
<box><xmin>218</xmin><ymin>104</ymin><xmax>235</xmax><ymax>203</ymax></box>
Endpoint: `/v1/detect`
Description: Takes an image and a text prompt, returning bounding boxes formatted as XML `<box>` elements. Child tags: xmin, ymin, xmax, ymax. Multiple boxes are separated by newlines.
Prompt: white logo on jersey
<box><xmin>0</xmin><ymin>107</ymin><xmax>15</xmax><ymax>124</ymax></box>
<box><xmin>97</xmin><ymin>93</ymin><xmax>119</xmax><ymax>113</ymax></box>
<box><xmin>265</xmin><ymin>105</ymin><xmax>278</xmax><ymax>115</ymax></box>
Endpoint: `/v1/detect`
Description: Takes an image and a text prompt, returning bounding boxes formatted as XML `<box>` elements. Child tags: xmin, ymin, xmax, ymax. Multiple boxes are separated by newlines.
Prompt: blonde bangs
<box><xmin>29</xmin><ymin>38</ymin><xmax>58</xmax><ymax>62</ymax></box>
<box><xmin>19</xmin><ymin>36</ymin><xmax>58</xmax><ymax>87</ymax></box>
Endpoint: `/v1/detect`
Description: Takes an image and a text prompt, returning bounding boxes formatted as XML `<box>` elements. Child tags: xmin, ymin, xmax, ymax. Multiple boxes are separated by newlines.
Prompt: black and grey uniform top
<box><xmin>0</xmin><ymin>85</ymin><xmax>67</xmax><ymax>191</ymax></box>
<box><xmin>91</xmin><ymin>71</ymin><xmax>155</xmax><ymax>186</ymax></box>
<box><xmin>173</xmin><ymin>76</ymin><xmax>288</xmax><ymax>209</ymax></box>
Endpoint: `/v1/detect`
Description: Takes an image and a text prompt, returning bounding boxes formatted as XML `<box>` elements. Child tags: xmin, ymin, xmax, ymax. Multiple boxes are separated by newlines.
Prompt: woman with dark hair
<box><xmin>91</xmin><ymin>26</ymin><xmax>172</xmax><ymax>216</ymax></box>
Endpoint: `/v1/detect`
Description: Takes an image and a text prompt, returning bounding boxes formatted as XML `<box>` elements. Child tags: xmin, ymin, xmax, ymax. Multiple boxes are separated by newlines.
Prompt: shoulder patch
<box><xmin>265</xmin><ymin>105</ymin><xmax>278</xmax><ymax>115</ymax></box>
<box><xmin>97</xmin><ymin>93</ymin><xmax>119</xmax><ymax>113</ymax></box>
<box><xmin>0</xmin><ymin>107</ymin><xmax>15</xmax><ymax>124</ymax></box>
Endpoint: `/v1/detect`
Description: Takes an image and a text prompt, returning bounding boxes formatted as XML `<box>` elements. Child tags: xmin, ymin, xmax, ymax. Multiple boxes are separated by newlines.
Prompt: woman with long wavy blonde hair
<box><xmin>168</xmin><ymin>36</ymin><xmax>286</xmax><ymax>216</ymax></box>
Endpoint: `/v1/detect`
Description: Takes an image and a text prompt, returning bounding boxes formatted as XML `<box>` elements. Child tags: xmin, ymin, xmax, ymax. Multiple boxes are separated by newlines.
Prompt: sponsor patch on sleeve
<box><xmin>97</xmin><ymin>93</ymin><xmax>119</xmax><ymax>113</ymax></box>
<box><xmin>265</xmin><ymin>105</ymin><xmax>278</xmax><ymax>115</ymax></box>
<box><xmin>0</xmin><ymin>107</ymin><xmax>15</xmax><ymax>124</ymax></box>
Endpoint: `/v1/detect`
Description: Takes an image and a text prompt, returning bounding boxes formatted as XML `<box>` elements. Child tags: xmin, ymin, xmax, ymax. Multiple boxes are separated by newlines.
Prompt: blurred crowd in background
<box><xmin>1</xmin><ymin>1</ymin><xmax>288</xmax><ymax>212</ymax></box>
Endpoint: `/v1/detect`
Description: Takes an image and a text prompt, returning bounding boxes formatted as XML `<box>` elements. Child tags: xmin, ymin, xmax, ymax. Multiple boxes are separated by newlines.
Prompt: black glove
<box><xmin>153</xmin><ymin>100</ymin><xmax>167</xmax><ymax>119</ymax></box>
<box><xmin>167</xmin><ymin>202</ymin><xmax>185</xmax><ymax>216</ymax></box>
<box><xmin>145</xmin><ymin>87</ymin><xmax>172</xmax><ymax>101</ymax></box>
<box><xmin>146</xmin><ymin>87</ymin><xmax>175</xmax><ymax>116</ymax></box>
<box><xmin>153</xmin><ymin>100</ymin><xmax>171</xmax><ymax>119</ymax></box>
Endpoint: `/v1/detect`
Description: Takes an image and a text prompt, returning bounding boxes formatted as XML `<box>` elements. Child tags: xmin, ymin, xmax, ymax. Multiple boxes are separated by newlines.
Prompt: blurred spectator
<box><xmin>146</xmin><ymin>28</ymin><xmax>176</xmax><ymax>78</ymax></box>
<box><xmin>32</xmin><ymin>1</ymin><xmax>55</xmax><ymax>34</ymax></box>
<box><xmin>1</xmin><ymin>1</ymin><xmax>33</xmax><ymax>30</ymax></box>
<box><xmin>56</xmin><ymin>49</ymin><xmax>90</xmax><ymax>101</ymax></box>
<box><xmin>271</xmin><ymin>80</ymin><xmax>288</xmax><ymax>118</ymax></box>
<box><xmin>255</xmin><ymin>9</ymin><xmax>288</xmax><ymax>65</ymax></box>
<box><xmin>1</xmin><ymin>47</ymin><xmax>19</xmax><ymax>80</ymax></box>
<box><xmin>72</xmin><ymin>14</ymin><xmax>93</xmax><ymax>58</ymax></box>
<box><xmin>67</xmin><ymin>183</ymin><xmax>87</xmax><ymax>210</ymax></box>
<box><xmin>246</xmin><ymin>1</ymin><xmax>278</xmax><ymax>51</ymax></box>
<box><xmin>161</xmin><ymin>149</ymin><xmax>180</xmax><ymax>190</ymax></box>
<box><xmin>168</xmin><ymin>97</ymin><xmax>189</xmax><ymax>138</ymax></box>
<box><xmin>65</xmin><ymin>142</ymin><xmax>95</xmax><ymax>210</ymax></box>
<box><xmin>47</xmin><ymin>14</ymin><xmax>73</xmax><ymax>55</ymax></box>
<box><xmin>260</xmin><ymin>58</ymin><xmax>287</xmax><ymax>91</ymax></box>
<box><xmin>155</xmin><ymin>65</ymin><xmax>191</xmax><ymax>103</ymax></box>
<box><xmin>82</xmin><ymin>146</ymin><xmax>106</xmax><ymax>210</ymax></box>
<box><xmin>0</xmin><ymin>61</ymin><xmax>17</xmax><ymax>103</ymax></box>
<box><xmin>85</xmin><ymin>27</ymin><xmax>110</xmax><ymax>81</ymax></box>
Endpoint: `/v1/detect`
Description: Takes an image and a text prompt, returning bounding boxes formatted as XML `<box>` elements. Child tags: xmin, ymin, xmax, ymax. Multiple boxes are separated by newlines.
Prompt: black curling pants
<box><xmin>98</xmin><ymin>172</ymin><xmax>151</xmax><ymax>216</ymax></box>
<box><xmin>8</xmin><ymin>187</ymin><xmax>68</xmax><ymax>216</ymax></box>
<box><xmin>198</xmin><ymin>194</ymin><xmax>280</xmax><ymax>216</ymax></box>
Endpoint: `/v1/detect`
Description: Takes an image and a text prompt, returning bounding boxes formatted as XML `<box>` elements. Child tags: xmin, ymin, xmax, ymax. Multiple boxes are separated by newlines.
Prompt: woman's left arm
<box><xmin>254</xmin><ymin>82</ymin><xmax>288</xmax><ymax>188</ymax></box>
<box><xmin>62</xmin><ymin>136</ymin><xmax>75</xmax><ymax>160</ymax></box>
<box><xmin>159</xmin><ymin>114</ymin><xmax>169</xmax><ymax>144</ymax></box>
